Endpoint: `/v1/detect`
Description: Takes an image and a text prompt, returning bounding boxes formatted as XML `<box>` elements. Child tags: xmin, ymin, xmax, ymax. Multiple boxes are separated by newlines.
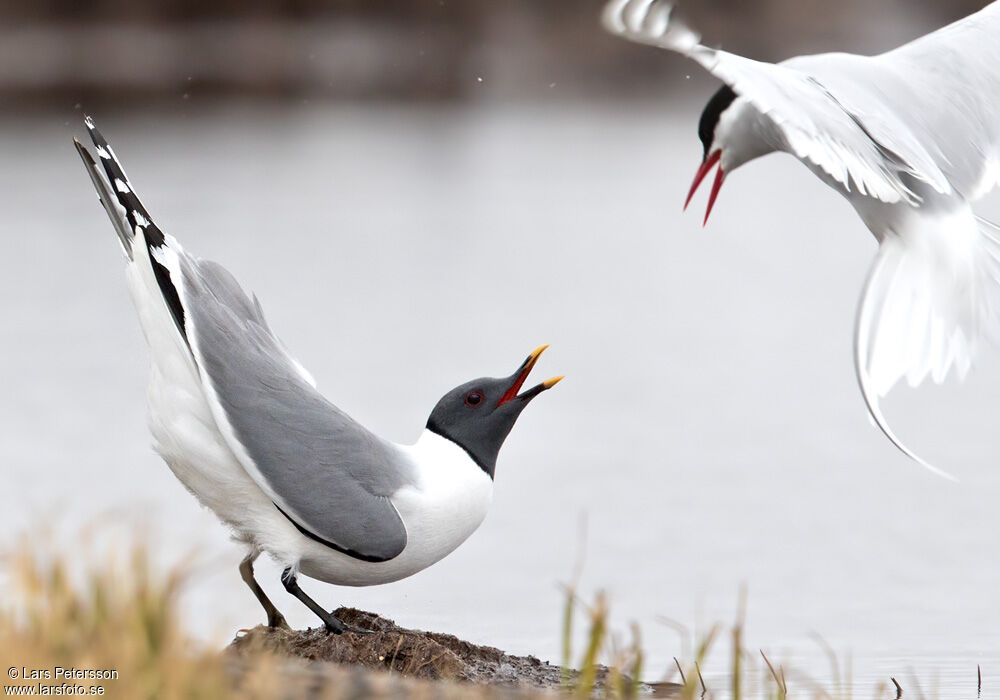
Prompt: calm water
<box><xmin>2</xmin><ymin>102</ymin><xmax>999</xmax><ymax>697</ymax></box>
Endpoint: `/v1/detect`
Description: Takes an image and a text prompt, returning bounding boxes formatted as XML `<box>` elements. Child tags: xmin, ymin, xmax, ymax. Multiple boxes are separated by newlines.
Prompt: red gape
<box><xmin>496</xmin><ymin>349</ymin><xmax>543</xmax><ymax>406</ymax></box>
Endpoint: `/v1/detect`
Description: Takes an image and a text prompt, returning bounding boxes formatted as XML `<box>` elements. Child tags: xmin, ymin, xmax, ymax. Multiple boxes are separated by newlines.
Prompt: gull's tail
<box><xmin>854</xmin><ymin>209</ymin><xmax>1000</xmax><ymax>480</ymax></box>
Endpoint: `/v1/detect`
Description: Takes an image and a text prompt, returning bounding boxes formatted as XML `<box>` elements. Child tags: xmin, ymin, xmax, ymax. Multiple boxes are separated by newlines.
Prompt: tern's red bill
<box><xmin>684</xmin><ymin>150</ymin><xmax>725</xmax><ymax>226</ymax></box>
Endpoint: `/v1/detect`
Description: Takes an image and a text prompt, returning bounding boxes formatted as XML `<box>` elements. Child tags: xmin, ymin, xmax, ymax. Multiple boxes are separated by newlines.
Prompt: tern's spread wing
<box><xmin>76</xmin><ymin>121</ymin><xmax>413</xmax><ymax>563</ymax></box>
<box><xmin>872</xmin><ymin>3</ymin><xmax>1000</xmax><ymax>200</ymax></box>
<box><xmin>785</xmin><ymin>1</ymin><xmax>1000</xmax><ymax>202</ymax></box>
<box><xmin>602</xmin><ymin>0</ymin><xmax>952</xmax><ymax>204</ymax></box>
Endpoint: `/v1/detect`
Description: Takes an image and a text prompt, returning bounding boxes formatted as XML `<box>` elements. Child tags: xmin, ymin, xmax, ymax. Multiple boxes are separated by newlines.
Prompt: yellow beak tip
<box><xmin>542</xmin><ymin>376</ymin><xmax>565</xmax><ymax>389</ymax></box>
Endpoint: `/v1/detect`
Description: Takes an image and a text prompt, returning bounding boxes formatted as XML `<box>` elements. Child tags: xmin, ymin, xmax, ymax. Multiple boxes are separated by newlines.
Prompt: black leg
<box><xmin>239</xmin><ymin>551</ymin><xmax>290</xmax><ymax>630</ymax></box>
<box><xmin>280</xmin><ymin>567</ymin><xmax>370</xmax><ymax>635</ymax></box>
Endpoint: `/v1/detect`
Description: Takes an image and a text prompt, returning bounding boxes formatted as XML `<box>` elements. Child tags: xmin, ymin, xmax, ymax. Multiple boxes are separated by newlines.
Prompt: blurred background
<box><xmin>3</xmin><ymin>1</ymin><xmax>999</xmax><ymax>698</ymax></box>
<box><xmin>0</xmin><ymin>0</ymin><xmax>988</xmax><ymax>105</ymax></box>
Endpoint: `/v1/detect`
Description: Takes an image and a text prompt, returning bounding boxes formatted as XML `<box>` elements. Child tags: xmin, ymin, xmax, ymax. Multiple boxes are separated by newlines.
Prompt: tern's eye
<box><xmin>465</xmin><ymin>391</ymin><xmax>484</xmax><ymax>407</ymax></box>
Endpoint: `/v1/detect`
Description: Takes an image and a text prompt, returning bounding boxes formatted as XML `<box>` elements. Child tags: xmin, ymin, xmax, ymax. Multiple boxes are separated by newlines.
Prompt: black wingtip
<box><xmin>79</xmin><ymin>116</ymin><xmax>163</xmax><ymax>248</ymax></box>
<box><xmin>85</xmin><ymin>117</ymin><xmax>109</xmax><ymax>153</ymax></box>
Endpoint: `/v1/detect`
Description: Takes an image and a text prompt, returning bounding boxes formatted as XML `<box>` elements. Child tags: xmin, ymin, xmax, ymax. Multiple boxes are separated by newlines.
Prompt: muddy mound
<box><xmin>229</xmin><ymin>608</ymin><xmax>564</xmax><ymax>686</ymax></box>
<box><xmin>229</xmin><ymin>608</ymin><xmax>685</xmax><ymax>697</ymax></box>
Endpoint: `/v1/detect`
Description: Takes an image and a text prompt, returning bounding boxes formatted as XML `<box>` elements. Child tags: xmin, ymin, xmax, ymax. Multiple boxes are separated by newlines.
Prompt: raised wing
<box><xmin>76</xmin><ymin>119</ymin><xmax>413</xmax><ymax>562</ymax></box>
<box><xmin>870</xmin><ymin>2</ymin><xmax>1000</xmax><ymax>200</ymax></box>
<box><xmin>601</xmin><ymin>0</ymin><xmax>952</xmax><ymax>204</ymax></box>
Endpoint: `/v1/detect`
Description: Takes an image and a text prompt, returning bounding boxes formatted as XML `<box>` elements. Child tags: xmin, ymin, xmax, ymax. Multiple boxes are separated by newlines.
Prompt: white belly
<box><xmin>126</xmin><ymin>257</ymin><xmax>308</xmax><ymax>565</ymax></box>
<box><xmin>125</xmin><ymin>243</ymin><xmax>493</xmax><ymax>586</ymax></box>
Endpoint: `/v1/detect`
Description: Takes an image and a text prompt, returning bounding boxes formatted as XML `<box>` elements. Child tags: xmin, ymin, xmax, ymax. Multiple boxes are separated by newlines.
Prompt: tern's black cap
<box><xmin>698</xmin><ymin>85</ymin><xmax>738</xmax><ymax>158</ymax></box>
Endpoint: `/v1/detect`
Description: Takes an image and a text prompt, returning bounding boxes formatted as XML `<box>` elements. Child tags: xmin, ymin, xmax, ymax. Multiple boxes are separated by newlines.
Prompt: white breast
<box><xmin>296</xmin><ymin>430</ymin><xmax>494</xmax><ymax>586</ymax></box>
<box><xmin>392</xmin><ymin>431</ymin><xmax>495</xmax><ymax>566</ymax></box>
<box><xmin>125</xmin><ymin>238</ymin><xmax>310</xmax><ymax>566</ymax></box>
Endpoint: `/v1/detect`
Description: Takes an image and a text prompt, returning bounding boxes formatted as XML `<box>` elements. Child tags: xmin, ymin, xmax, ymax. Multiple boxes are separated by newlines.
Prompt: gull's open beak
<box><xmin>684</xmin><ymin>150</ymin><xmax>725</xmax><ymax>226</ymax></box>
<box><xmin>497</xmin><ymin>344</ymin><xmax>564</xmax><ymax>406</ymax></box>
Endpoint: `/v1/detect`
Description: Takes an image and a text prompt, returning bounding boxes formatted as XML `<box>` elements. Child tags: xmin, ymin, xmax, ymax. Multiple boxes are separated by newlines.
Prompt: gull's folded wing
<box><xmin>180</xmin><ymin>257</ymin><xmax>414</xmax><ymax>562</ymax></box>
<box><xmin>76</xmin><ymin>119</ymin><xmax>412</xmax><ymax>562</ymax></box>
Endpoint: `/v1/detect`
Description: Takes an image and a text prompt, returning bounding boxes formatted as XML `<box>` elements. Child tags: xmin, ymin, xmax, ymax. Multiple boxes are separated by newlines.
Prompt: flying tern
<box><xmin>603</xmin><ymin>0</ymin><xmax>1000</xmax><ymax>478</ymax></box>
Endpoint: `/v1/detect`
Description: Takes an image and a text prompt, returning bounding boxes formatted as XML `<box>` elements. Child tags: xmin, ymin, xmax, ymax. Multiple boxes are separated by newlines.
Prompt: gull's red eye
<box><xmin>465</xmin><ymin>391</ymin><xmax>483</xmax><ymax>407</ymax></box>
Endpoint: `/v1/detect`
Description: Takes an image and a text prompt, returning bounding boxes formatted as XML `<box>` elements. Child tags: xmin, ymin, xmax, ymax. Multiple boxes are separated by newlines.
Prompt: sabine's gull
<box><xmin>74</xmin><ymin>119</ymin><xmax>563</xmax><ymax>633</ymax></box>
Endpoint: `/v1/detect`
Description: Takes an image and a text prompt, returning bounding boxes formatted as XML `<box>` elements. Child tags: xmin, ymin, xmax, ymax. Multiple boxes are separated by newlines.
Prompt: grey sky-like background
<box><xmin>4</xmin><ymin>2</ymin><xmax>999</xmax><ymax>697</ymax></box>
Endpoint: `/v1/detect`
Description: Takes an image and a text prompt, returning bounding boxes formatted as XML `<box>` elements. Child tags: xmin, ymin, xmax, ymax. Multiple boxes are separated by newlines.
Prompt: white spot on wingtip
<box><xmin>115</xmin><ymin>178</ymin><xmax>130</xmax><ymax>194</ymax></box>
<box><xmin>133</xmin><ymin>211</ymin><xmax>150</xmax><ymax>228</ymax></box>
<box><xmin>96</xmin><ymin>145</ymin><xmax>110</xmax><ymax>160</ymax></box>
<box><xmin>107</xmin><ymin>146</ymin><xmax>124</xmax><ymax>168</ymax></box>
<box><xmin>84</xmin><ymin>115</ymin><xmax>95</xmax><ymax>129</ymax></box>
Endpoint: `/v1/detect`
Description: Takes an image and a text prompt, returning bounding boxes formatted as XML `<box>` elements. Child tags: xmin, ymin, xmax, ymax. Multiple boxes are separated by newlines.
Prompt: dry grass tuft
<box><xmin>0</xmin><ymin>532</ymin><xmax>967</xmax><ymax>700</ymax></box>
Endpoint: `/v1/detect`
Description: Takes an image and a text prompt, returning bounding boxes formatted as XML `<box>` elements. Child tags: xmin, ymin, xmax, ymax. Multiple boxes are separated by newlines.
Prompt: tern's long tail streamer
<box><xmin>854</xmin><ymin>210</ymin><xmax>1000</xmax><ymax>480</ymax></box>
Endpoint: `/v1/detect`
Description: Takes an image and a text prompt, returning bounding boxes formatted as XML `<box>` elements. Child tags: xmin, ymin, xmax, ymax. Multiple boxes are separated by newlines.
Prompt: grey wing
<box><xmin>179</xmin><ymin>256</ymin><xmax>414</xmax><ymax>562</ymax></box>
<box><xmin>602</xmin><ymin>0</ymin><xmax>952</xmax><ymax>204</ymax></box>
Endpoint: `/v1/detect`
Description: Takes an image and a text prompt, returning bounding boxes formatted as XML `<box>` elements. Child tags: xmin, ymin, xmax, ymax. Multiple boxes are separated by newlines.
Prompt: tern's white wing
<box><xmin>602</xmin><ymin>0</ymin><xmax>952</xmax><ymax>204</ymax></box>
<box><xmin>784</xmin><ymin>1</ymin><xmax>1000</xmax><ymax>201</ymax></box>
<box><xmin>850</xmin><ymin>2</ymin><xmax>1000</xmax><ymax>200</ymax></box>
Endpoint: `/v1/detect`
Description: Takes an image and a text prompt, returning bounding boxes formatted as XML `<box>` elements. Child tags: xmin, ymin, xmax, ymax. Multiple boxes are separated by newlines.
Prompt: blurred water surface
<box><xmin>2</xmin><ymin>102</ymin><xmax>999</xmax><ymax>697</ymax></box>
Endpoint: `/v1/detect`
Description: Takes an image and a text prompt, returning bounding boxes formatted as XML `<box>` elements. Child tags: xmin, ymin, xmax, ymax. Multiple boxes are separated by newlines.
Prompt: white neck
<box><xmin>386</xmin><ymin>430</ymin><xmax>494</xmax><ymax>571</ymax></box>
<box><xmin>718</xmin><ymin>97</ymin><xmax>781</xmax><ymax>172</ymax></box>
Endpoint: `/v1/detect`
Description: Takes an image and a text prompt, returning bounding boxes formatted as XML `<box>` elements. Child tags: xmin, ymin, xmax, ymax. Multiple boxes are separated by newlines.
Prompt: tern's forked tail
<box><xmin>854</xmin><ymin>211</ymin><xmax>1000</xmax><ymax>480</ymax></box>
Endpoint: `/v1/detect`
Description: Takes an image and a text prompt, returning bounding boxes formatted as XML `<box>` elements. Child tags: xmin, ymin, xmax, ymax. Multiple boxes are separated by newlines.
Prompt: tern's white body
<box><xmin>127</xmin><ymin>233</ymin><xmax>492</xmax><ymax>585</ymax></box>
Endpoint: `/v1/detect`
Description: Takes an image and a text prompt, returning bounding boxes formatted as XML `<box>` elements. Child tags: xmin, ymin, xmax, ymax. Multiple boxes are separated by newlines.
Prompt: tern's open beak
<box><xmin>497</xmin><ymin>344</ymin><xmax>563</xmax><ymax>406</ymax></box>
<box><xmin>684</xmin><ymin>150</ymin><xmax>725</xmax><ymax>226</ymax></box>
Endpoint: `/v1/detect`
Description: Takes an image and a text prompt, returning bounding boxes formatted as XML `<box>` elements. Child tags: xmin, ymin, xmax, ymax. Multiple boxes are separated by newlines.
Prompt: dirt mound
<box><xmin>229</xmin><ymin>608</ymin><xmax>565</xmax><ymax>686</ymax></box>
<box><xmin>228</xmin><ymin>608</ymin><xmax>685</xmax><ymax>697</ymax></box>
